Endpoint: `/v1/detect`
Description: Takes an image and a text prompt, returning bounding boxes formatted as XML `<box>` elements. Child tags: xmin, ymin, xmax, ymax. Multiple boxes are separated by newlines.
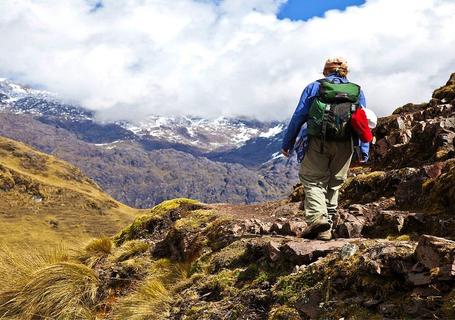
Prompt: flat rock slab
<box><xmin>280</xmin><ymin>238</ymin><xmax>360</xmax><ymax>265</ymax></box>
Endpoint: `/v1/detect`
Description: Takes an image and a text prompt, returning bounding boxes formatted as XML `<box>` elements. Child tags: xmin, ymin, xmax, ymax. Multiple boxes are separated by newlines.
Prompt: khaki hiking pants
<box><xmin>299</xmin><ymin>137</ymin><xmax>353</xmax><ymax>225</ymax></box>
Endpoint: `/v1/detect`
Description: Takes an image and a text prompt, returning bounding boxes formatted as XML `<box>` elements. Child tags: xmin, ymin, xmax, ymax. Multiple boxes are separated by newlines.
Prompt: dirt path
<box><xmin>209</xmin><ymin>200</ymin><xmax>302</xmax><ymax>223</ymax></box>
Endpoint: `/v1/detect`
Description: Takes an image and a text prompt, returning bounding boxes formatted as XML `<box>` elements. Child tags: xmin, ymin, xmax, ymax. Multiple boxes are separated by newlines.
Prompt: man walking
<box><xmin>282</xmin><ymin>57</ymin><xmax>368</xmax><ymax>240</ymax></box>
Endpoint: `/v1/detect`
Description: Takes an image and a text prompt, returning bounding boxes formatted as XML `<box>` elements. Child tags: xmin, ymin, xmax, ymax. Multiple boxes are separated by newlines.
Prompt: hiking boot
<box><xmin>301</xmin><ymin>217</ymin><xmax>331</xmax><ymax>239</ymax></box>
<box><xmin>316</xmin><ymin>229</ymin><xmax>332</xmax><ymax>241</ymax></box>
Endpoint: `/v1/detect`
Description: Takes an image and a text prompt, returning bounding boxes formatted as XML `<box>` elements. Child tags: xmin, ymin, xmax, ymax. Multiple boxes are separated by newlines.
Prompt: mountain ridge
<box><xmin>0</xmin><ymin>78</ymin><xmax>296</xmax><ymax>208</ymax></box>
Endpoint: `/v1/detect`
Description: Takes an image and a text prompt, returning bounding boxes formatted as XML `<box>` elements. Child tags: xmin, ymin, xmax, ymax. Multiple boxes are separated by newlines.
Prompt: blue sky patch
<box><xmin>89</xmin><ymin>1</ymin><xmax>104</xmax><ymax>13</ymax></box>
<box><xmin>278</xmin><ymin>0</ymin><xmax>366</xmax><ymax>21</ymax></box>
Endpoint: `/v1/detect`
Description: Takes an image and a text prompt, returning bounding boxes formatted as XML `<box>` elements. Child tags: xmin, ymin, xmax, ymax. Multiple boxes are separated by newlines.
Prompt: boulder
<box><xmin>415</xmin><ymin>235</ymin><xmax>455</xmax><ymax>280</ymax></box>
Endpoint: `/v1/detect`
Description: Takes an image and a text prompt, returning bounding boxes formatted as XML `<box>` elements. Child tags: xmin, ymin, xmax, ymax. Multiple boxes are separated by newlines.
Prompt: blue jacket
<box><xmin>282</xmin><ymin>73</ymin><xmax>370</xmax><ymax>161</ymax></box>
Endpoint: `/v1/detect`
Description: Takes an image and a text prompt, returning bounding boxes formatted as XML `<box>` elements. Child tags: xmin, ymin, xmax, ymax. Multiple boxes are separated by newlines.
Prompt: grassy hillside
<box><xmin>0</xmin><ymin>136</ymin><xmax>141</xmax><ymax>248</ymax></box>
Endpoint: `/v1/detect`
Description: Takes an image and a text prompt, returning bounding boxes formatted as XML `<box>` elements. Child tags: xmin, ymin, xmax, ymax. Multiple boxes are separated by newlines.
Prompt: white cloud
<box><xmin>0</xmin><ymin>0</ymin><xmax>454</xmax><ymax>122</ymax></box>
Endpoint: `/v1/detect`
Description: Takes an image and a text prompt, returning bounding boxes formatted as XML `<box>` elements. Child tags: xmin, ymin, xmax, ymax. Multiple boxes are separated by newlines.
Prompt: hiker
<box><xmin>282</xmin><ymin>57</ymin><xmax>372</xmax><ymax>240</ymax></box>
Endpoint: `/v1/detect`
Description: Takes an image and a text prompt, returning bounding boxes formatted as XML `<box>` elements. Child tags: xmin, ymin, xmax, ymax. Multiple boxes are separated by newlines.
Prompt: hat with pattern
<box><xmin>323</xmin><ymin>57</ymin><xmax>348</xmax><ymax>76</ymax></box>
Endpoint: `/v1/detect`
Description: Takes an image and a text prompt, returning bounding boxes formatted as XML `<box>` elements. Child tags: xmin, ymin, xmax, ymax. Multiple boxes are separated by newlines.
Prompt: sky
<box><xmin>278</xmin><ymin>0</ymin><xmax>366</xmax><ymax>21</ymax></box>
<box><xmin>0</xmin><ymin>0</ymin><xmax>455</xmax><ymax>122</ymax></box>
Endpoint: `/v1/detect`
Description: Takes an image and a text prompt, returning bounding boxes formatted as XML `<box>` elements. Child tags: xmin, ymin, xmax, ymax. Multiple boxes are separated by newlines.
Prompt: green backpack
<box><xmin>307</xmin><ymin>79</ymin><xmax>361</xmax><ymax>142</ymax></box>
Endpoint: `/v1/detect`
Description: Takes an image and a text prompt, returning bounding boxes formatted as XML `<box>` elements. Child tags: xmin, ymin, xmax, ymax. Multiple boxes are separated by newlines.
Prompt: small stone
<box><xmin>281</xmin><ymin>239</ymin><xmax>350</xmax><ymax>265</ymax></box>
<box><xmin>259</xmin><ymin>222</ymin><xmax>272</xmax><ymax>234</ymax></box>
<box><xmin>339</xmin><ymin>243</ymin><xmax>359</xmax><ymax>259</ymax></box>
<box><xmin>406</xmin><ymin>272</ymin><xmax>432</xmax><ymax>286</ymax></box>
<box><xmin>32</xmin><ymin>195</ymin><xmax>43</xmax><ymax>203</ymax></box>
<box><xmin>271</xmin><ymin>222</ymin><xmax>283</xmax><ymax>234</ymax></box>
<box><xmin>281</xmin><ymin>221</ymin><xmax>307</xmax><ymax>237</ymax></box>
<box><xmin>266</xmin><ymin>241</ymin><xmax>281</xmax><ymax>262</ymax></box>
<box><xmin>363</xmin><ymin>298</ymin><xmax>381</xmax><ymax>308</ymax></box>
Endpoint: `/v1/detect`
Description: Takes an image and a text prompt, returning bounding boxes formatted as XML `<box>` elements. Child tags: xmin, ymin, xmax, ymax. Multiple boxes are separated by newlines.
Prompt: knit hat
<box><xmin>323</xmin><ymin>57</ymin><xmax>349</xmax><ymax>76</ymax></box>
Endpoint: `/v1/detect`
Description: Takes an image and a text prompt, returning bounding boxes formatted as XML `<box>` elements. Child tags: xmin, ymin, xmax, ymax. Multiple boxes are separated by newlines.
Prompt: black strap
<box><xmin>316</xmin><ymin>79</ymin><xmax>325</xmax><ymax>99</ymax></box>
<box><xmin>320</xmin><ymin>104</ymin><xmax>330</xmax><ymax>153</ymax></box>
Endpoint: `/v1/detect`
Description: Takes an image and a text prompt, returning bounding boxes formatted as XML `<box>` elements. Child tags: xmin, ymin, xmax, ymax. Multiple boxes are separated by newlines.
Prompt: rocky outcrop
<box><xmin>371</xmin><ymin>78</ymin><xmax>454</xmax><ymax>170</ymax></box>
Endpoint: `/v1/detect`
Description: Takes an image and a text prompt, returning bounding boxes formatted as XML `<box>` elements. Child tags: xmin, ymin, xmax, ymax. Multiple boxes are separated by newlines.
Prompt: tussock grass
<box><xmin>111</xmin><ymin>276</ymin><xmax>172</xmax><ymax>320</ymax></box>
<box><xmin>112</xmin><ymin>258</ymin><xmax>190</xmax><ymax>320</ymax></box>
<box><xmin>112</xmin><ymin>239</ymin><xmax>150</xmax><ymax>262</ymax></box>
<box><xmin>80</xmin><ymin>237</ymin><xmax>113</xmax><ymax>267</ymax></box>
<box><xmin>0</xmin><ymin>244</ymin><xmax>99</xmax><ymax>320</ymax></box>
<box><xmin>85</xmin><ymin>237</ymin><xmax>113</xmax><ymax>255</ymax></box>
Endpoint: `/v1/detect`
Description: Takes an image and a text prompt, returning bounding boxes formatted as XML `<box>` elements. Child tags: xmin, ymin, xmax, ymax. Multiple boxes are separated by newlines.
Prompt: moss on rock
<box><xmin>114</xmin><ymin>198</ymin><xmax>201</xmax><ymax>245</ymax></box>
<box><xmin>268</xmin><ymin>305</ymin><xmax>301</xmax><ymax>320</ymax></box>
<box><xmin>433</xmin><ymin>84</ymin><xmax>455</xmax><ymax>102</ymax></box>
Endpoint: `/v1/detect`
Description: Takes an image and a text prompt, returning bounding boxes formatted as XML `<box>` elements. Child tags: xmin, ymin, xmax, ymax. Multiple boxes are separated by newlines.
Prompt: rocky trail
<box><xmin>93</xmin><ymin>193</ymin><xmax>455</xmax><ymax>319</ymax></box>
<box><xmin>83</xmin><ymin>73</ymin><xmax>455</xmax><ymax>320</ymax></box>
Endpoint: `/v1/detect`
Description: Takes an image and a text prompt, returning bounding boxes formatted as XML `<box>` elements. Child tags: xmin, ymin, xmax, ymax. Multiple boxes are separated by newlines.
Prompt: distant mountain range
<box><xmin>0</xmin><ymin>78</ymin><xmax>298</xmax><ymax>208</ymax></box>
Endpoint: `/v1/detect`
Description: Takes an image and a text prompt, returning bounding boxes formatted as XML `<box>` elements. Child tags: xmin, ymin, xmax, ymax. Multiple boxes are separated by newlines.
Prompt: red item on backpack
<box><xmin>351</xmin><ymin>107</ymin><xmax>373</xmax><ymax>143</ymax></box>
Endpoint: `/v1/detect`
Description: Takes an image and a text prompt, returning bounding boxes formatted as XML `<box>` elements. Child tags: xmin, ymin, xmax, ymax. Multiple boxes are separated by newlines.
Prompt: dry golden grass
<box><xmin>79</xmin><ymin>237</ymin><xmax>113</xmax><ymax>267</ymax></box>
<box><xmin>0</xmin><ymin>136</ymin><xmax>142</xmax><ymax>249</ymax></box>
<box><xmin>111</xmin><ymin>239</ymin><xmax>150</xmax><ymax>262</ymax></box>
<box><xmin>111</xmin><ymin>258</ymin><xmax>190</xmax><ymax>320</ymax></box>
<box><xmin>111</xmin><ymin>276</ymin><xmax>172</xmax><ymax>320</ymax></box>
<box><xmin>85</xmin><ymin>237</ymin><xmax>113</xmax><ymax>256</ymax></box>
<box><xmin>0</xmin><ymin>244</ymin><xmax>99</xmax><ymax>320</ymax></box>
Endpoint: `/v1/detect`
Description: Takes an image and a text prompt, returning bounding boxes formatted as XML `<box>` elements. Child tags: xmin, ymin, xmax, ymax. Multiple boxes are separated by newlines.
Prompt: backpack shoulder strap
<box><xmin>316</xmin><ymin>79</ymin><xmax>327</xmax><ymax>97</ymax></box>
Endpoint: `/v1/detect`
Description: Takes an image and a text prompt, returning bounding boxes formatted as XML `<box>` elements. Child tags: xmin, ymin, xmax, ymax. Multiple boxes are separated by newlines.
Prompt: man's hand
<box><xmin>281</xmin><ymin>149</ymin><xmax>290</xmax><ymax>158</ymax></box>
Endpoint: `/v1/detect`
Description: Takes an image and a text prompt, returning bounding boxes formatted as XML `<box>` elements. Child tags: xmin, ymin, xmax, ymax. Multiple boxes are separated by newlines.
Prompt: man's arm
<box><xmin>281</xmin><ymin>82</ymin><xmax>319</xmax><ymax>155</ymax></box>
<box><xmin>359</xmin><ymin>141</ymin><xmax>370</xmax><ymax>163</ymax></box>
<box><xmin>359</xmin><ymin>89</ymin><xmax>366</xmax><ymax>107</ymax></box>
<box><xmin>358</xmin><ymin>89</ymin><xmax>370</xmax><ymax>162</ymax></box>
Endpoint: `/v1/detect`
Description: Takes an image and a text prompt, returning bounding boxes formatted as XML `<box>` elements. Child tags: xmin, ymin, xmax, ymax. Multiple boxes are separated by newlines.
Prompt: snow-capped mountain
<box><xmin>0</xmin><ymin>78</ymin><xmax>285</xmax><ymax>152</ymax></box>
<box><xmin>0</xmin><ymin>77</ymin><xmax>296</xmax><ymax>208</ymax></box>
<box><xmin>119</xmin><ymin>116</ymin><xmax>284</xmax><ymax>151</ymax></box>
<box><xmin>0</xmin><ymin>79</ymin><xmax>93</xmax><ymax>120</ymax></box>
<box><xmin>0</xmin><ymin>78</ymin><xmax>54</xmax><ymax>102</ymax></box>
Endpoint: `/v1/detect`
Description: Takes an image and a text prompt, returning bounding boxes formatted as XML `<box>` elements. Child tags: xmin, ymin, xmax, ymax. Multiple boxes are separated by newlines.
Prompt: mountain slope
<box><xmin>0</xmin><ymin>136</ymin><xmax>140</xmax><ymax>247</ymax></box>
<box><xmin>0</xmin><ymin>109</ymin><xmax>297</xmax><ymax>208</ymax></box>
